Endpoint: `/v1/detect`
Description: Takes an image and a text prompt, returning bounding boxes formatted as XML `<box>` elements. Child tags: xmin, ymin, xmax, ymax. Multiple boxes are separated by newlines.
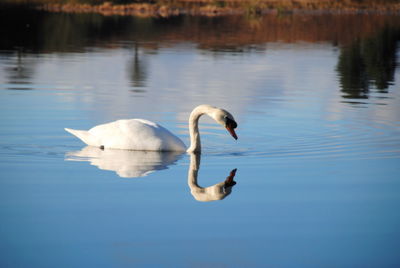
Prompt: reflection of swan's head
<box><xmin>188</xmin><ymin>153</ymin><xmax>238</xmax><ymax>202</ymax></box>
<box><xmin>66</xmin><ymin>146</ymin><xmax>182</xmax><ymax>178</ymax></box>
<box><xmin>209</xmin><ymin>107</ymin><xmax>238</xmax><ymax>140</ymax></box>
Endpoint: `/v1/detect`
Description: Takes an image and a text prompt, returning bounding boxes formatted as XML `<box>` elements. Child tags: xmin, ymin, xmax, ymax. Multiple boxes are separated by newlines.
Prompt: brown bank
<box><xmin>6</xmin><ymin>0</ymin><xmax>400</xmax><ymax>17</ymax></box>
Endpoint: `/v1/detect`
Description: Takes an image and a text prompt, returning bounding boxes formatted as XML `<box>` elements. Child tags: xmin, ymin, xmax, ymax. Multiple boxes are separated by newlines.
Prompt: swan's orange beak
<box><xmin>226</xmin><ymin>126</ymin><xmax>238</xmax><ymax>140</ymax></box>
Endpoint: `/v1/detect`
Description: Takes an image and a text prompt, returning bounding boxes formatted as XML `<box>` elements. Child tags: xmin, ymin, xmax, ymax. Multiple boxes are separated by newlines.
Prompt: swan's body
<box><xmin>65</xmin><ymin>104</ymin><xmax>238</xmax><ymax>153</ymax></box>
<box><xmin>65</xmin><ymin>119</ymin><xmax>185</xmax><ymax>151</ymax></box>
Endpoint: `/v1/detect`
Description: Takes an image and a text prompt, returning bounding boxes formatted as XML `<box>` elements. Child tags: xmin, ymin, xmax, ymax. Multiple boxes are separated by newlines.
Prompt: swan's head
<box><xmin>213</xmin><ymin>109</ymin><xmax>238</xmax><ymax>140</ymax></box>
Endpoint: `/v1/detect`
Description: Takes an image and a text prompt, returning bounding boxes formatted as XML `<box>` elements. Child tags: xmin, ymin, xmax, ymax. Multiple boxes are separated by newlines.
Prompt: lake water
<box><xmin>1</xmin><ymin>7</ymin><xmax>400</xmax><ymax>267</ymax></box>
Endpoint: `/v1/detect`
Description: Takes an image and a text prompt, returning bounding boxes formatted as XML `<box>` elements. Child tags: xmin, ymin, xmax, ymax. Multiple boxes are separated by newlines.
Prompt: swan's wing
<box><xmin>88</xmin><ymin>119</ymin><xmax>186</xmax><ymax>151</ymax></box>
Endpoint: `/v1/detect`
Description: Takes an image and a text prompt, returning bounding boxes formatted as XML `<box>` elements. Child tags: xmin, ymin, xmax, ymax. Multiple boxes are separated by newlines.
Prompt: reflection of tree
<box><xmin>363</xmin><ymin>27</ymin><xmax>399</xmax><ymax>92</ymax></box>
<box><xmin>128</xmin><ymin>44</ymin><xmax>147</xmax><ymax>88</ymax></box>
<box><xmin>2</xmin><ymin>6</ymin><xmax>400</xmax><ymax>95</ymax></box>
<box><xmin>337</xmin><ymin>41</ymin><xmax>369</xmax><ymax>99</ymax></box>
<box><xmin>337</xmin><ymin>26</ymin><xmax>400</xmax><ymax>99</ymax></box>
<box><xmin>4</xmin><ymin>49</ymin><xmax>36</xmax><ymax>88</ymax></box>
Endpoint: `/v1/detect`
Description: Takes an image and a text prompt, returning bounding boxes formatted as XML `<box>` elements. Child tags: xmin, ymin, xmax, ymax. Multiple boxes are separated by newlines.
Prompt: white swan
<box><xmin>65</xmin><ymin>104</ymin><xmax>238</xmax><ymax>153</ymax></box>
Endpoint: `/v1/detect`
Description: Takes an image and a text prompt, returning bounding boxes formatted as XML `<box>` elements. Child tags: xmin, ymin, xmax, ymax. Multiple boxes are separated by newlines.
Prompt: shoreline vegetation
<box><xmin>4</xmin><ymin>0</ymin><xmax>400</xmax><ymax>17</ymax></box>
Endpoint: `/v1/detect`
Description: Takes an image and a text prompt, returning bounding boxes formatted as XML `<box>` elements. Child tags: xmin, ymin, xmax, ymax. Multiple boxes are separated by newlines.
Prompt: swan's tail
<box><xmin>65</xmin><ymin>128</ymin><xmax>96</xmax><ymax>146</ymax></box>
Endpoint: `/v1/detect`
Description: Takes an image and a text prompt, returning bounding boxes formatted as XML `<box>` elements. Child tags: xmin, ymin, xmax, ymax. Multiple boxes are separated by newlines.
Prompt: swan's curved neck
<box><xmin>186</xmin><ymin>105</ymin><xmax>217</xmax><ymax>153</ymax></box>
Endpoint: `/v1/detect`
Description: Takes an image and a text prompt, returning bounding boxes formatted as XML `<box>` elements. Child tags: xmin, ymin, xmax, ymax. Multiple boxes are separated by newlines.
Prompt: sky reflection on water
<box><xmin>1</xmin><ymin>7</ymin><xmax>400</xmax><ymax>268</ymax></box>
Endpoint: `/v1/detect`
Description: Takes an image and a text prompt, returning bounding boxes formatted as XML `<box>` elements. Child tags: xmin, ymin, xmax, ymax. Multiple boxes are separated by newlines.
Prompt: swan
<box><xmin>65</xmin><ymin>104</ymin><xmax>238</xmax><ymax>153</ymax></box>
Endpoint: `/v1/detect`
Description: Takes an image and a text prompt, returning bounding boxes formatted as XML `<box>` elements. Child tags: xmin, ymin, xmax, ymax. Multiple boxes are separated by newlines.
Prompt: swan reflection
<box><xmin>188</xmin><ymin>153</ymin><xmax>238</xmax><ymax>202</ymax></box>
<box><xmin>65</xmin><ymin>147</ymin><xmax>238</xmax><ymax>201</ymax></box>
<box><xmin>65</xmin><ymin>146</ymin><xmax>182</xmax><ymax>178</ymax></box>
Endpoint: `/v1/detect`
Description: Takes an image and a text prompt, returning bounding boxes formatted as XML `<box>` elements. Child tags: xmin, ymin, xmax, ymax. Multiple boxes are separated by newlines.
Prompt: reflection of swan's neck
<box><xmin>188</xmin><ymin>153</ymin><xmax>201</xmax><ymax>188</ymax></box>
<box><xmin>187</xmin><ymin>105</ymin><xmax>217</xmax><ymax>153</ymax></box>
<box><xmin>188</xmin><ymin>153</ymin><xmax>236</xmax><ymax>202</ymax></box>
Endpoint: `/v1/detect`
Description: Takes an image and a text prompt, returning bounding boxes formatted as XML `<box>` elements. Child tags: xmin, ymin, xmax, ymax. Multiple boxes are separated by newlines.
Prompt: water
<box><xmin>1</xmin><ymin>7</ymin><xmax>400</xmax><ymax>267</ymax></box>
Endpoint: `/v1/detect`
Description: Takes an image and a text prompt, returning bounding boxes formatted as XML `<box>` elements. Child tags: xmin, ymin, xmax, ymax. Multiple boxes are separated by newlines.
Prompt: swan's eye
<box><xmin>225</xmin><ymin>117</ymin><xmax>237</xmax><ymax>129</ymax></box>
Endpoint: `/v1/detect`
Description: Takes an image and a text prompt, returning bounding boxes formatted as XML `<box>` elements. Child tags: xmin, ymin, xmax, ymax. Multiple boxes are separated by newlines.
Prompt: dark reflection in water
<box><xmin>1</xmin><ymin>6</ymin><xmax>400</xmax><ymax>98</ymax></box>
<box><xmin>4</xmin><ymin>48</ymin><xmax>35</xmax><ymax>88</ymax></box>
<box><xmin>2</xmin><ymin>7</ymin><xmax>400</xmax><ymax>52</ymax></box>
<box><xmin>337</xmin><ymin>26</ymin><xmax>400</xmax><ymax>99</ymax></box>
<box><xmin>128</xmin><ymin>44</ymin><xmax>148</xmax><ymax>88</ymax></box>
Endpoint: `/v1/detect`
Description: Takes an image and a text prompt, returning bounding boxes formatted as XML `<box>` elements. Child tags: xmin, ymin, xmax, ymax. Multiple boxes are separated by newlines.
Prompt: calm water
<box><xmin>1</xmin><ymin>7</ymin><xmax>400</xmax><ymax>267</ymax></box>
